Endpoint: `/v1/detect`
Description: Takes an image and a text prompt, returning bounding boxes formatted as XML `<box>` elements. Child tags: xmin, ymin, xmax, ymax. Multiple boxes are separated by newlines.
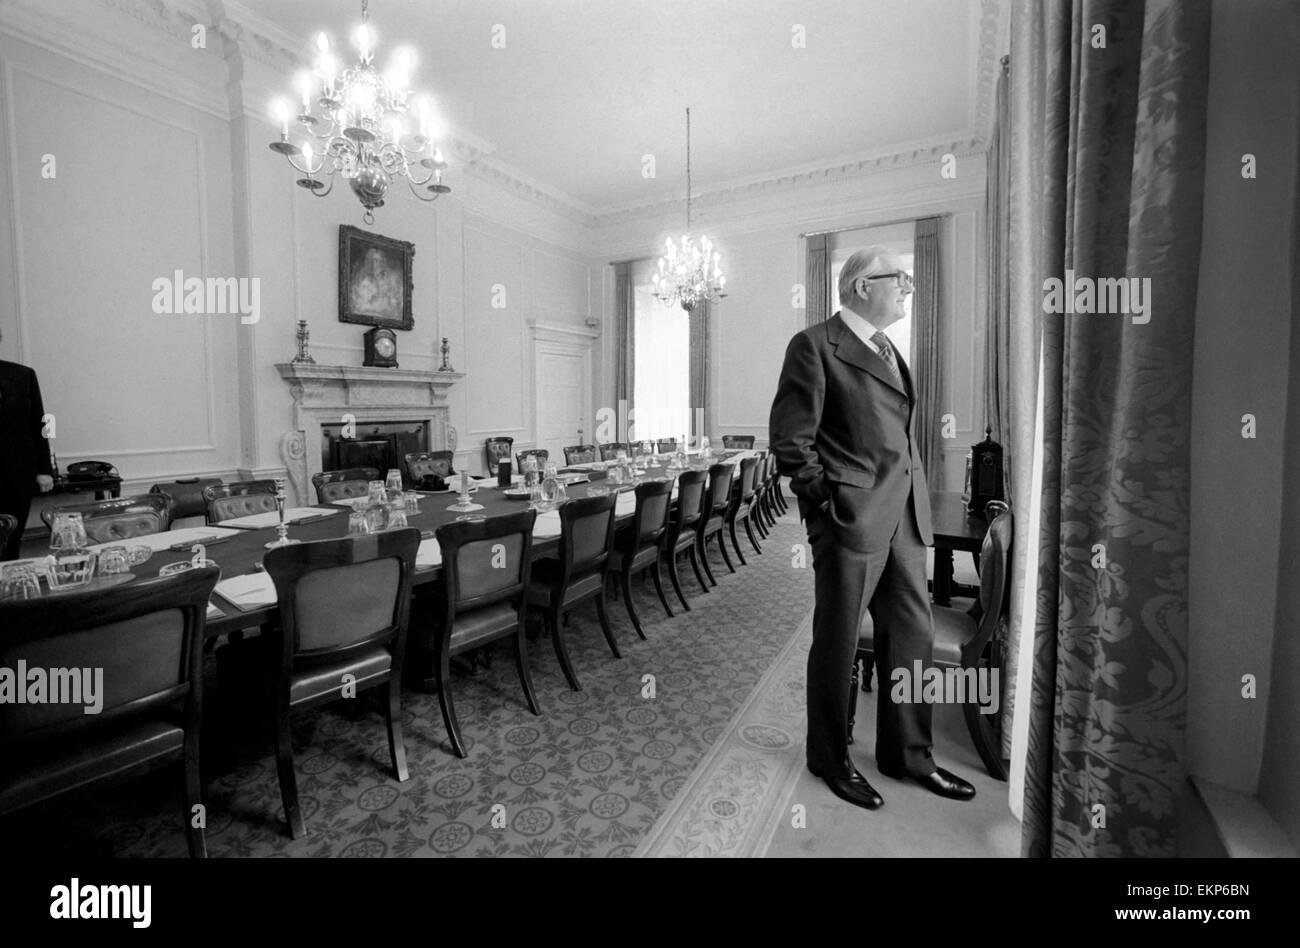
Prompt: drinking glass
<box><xmin>385</xmin><ymin>469</ymin><xmax>404</xmax><ymax>494</ymax></box>
<box><xmin>98</xmin><ymin>546</ymin><xmax>130</xmax><ymax>575</ymax></box>
<box><xmin>49</xmin><ymin>550</ymin><xmax>96</xmax><ymax>589</ymax></box>
<box><xmin>49</xmin><ymin>511</ymin><xmax>88</xmax><ymax>554</ymax></box>
<box><xmin>367</xmin><ymin>481</ymin><xmax>388</xmax><ymax>506</ymax></box>
<box><xmin>365</xmin><ymin>502</ymin><xmax>390</xmax><ymax>533</ymax></box>
<box><xmin>405</xmin><ymin>492</ymin><xmax>421</xmax><ymax>515</ymax></box>
<box><xmin>0</xmin><ymin>562</ymin><xmax>43</xmax><ymax>601</ymax></box>
<box><xmin>522</xmin><ymin>456</ymin><xmax>539</xmax><ymax>491</ymax></box>
<box><xmin>387</xmin><ymin>502</ymin><xmax>409</xmax><ymax>529</ymax></box>
<box><xmin>348</xmin><ymin>510</ymin><xmax>371</xmax><ymax>535</ymax></box>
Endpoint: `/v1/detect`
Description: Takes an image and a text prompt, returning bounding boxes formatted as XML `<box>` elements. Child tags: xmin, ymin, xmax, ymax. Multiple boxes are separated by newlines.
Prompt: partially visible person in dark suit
<box><xmin>769</xmin><ymin>246</ymin><xmax>975</xmax><ymax>811</ymax></box>
<box><xmin>0</xmin><ymin>331</ymin><xmax>54</xmax><ymax>559</ymax></box>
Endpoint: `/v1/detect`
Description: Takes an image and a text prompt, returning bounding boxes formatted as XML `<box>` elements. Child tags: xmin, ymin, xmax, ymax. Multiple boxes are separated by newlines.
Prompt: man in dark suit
<box><xmin>769</xmin><ymin>246</ymin><xmax>974</xmax><ymax>810</ymax></box>
<box><xmin>0</xmin><ymin>334</ymin><xmax>54</xmax><ymax>559</ymax></box>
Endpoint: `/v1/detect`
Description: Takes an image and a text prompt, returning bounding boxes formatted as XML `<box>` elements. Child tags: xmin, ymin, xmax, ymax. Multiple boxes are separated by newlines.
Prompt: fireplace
<box><xmin>321</xmin><ymin>420</ymin><xmax>430</xmax><ymax>476</ymax></box>
<box><xmin>276</xmin><ymin>362</ymin><xmax>462</xmax><ymax>505</ymax></box>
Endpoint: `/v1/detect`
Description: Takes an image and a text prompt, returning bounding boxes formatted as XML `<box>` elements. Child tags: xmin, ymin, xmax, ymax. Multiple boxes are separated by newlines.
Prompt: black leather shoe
<box><xmin>809</xmin><ymin>765</ymin><xmax>884</xmax><ymax>810</ymax></box>
<box><xmin>878</xmin><ymin>762</ymin><xmax>976</xmax><ymax>801</ymax></box>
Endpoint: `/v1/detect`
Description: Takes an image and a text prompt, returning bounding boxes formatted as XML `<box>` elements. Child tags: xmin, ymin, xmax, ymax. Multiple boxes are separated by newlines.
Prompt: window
<box><xmin>632</xmin><ymin>283</ymin><xmax>690</xmax><ymax>442</ymax></box>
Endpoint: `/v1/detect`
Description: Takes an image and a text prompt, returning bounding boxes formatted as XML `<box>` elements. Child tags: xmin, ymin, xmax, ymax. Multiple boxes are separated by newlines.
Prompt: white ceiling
<box><xmin>251</xmin><ymin>0</ymin><xmax>985</xmax><ymax>212</ymax></box>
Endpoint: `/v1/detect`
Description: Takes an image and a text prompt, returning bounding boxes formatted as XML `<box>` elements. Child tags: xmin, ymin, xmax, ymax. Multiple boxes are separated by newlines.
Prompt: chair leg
<box><xmin>514</xmin><ymin>621</ymin><xmax>541</xmax><ymax>715</ymax></box>
<box><xmin>962</xmin><ymin>669</ymin><xmax>1008</xmax><ymax>780</ymax></box>
<box><xmin>728</xmin><ymin>517</ymin><xmax>748</xmax><ymax>566</ymax></box>
<box><xmin>716</xmin><ymin>530</ymin><xmax>736</xmax><ymax>573</ymax></box>
<box><xmin>776</xmin><ymin>480</ymin><xmax>789</xmax><ymax>512</ymax></box>
<box><xmin>383</xmin><ymin>680</ymin><xmax>409</xmax><ymax>781</ymax></box>
<box><xmin>744</xmin><ymin>514</ymin><xmax>763</xmax><ymax>555</ymax></box>
<box><xmin>650</xmin><ymin>559</ymin><xmax>673</xmax><ymax>618</ymax></box>
<box><xmin>688</xmin><ymin>543</ymin><xmax>712</xmax><ymax>592</ymax></box>
<box><xmin>666</xmin><ymin>551</ymin><xmax>691</xmax><ymax>611</ymax></box>
<box><xmin>433</xmin><ymin>638</ymin><xmax>468</xmax><ymax>758</ymax></box>
<box><xmin>273</xmin><ymin>697</ymin><xmax>306</xmax><ymax>839</ymax></box>
<box><xmin>619</xmin><ymin>568</ymin><xmax>645</xmax><ymax>639</ymax></box>
<box><xmin>595</xmin><ymin>588</ymin><xmax>622</xmax><ymax>657</ymax></box>
<box><xmin>183</xmin><ymin>730</ymin><xmax>207</xmax><ymax>858</ymax></box>
<box><xmin>549</xmin><ymin>604</ymin><xmax>583</xmax><ymax>691</ymax></box>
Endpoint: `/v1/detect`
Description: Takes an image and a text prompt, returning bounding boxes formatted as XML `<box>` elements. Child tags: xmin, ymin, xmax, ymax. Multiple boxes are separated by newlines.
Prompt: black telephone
<box><xmin>65</xmin><ymin>460</ymin><xmax>119</xmax><ymax>481</ymax></box>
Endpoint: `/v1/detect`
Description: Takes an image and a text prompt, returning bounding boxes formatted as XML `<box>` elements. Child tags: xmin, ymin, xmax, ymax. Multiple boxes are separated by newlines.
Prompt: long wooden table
<box><xmin>140</xmin><ymin>453</ymin><xmax>755</xmax><ymax>638</ymax></box>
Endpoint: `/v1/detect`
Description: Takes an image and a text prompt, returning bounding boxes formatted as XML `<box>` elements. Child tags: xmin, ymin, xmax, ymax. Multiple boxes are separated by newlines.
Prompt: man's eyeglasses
<box><xmin>863</xmin><ymin>271</ymin><xmax>914</xmax><ymax>293</ymax></box>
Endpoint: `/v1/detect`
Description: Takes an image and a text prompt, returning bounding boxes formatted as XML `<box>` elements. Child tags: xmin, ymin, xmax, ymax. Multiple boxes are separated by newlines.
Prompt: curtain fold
<box><xmin>912</xmin><ymin>217</ymin><xmax>943</xmax><ymax>488</ymax></box>
<box><xmin>689</xmin><ymin>300</ymin><xmax>710</xmax><ymax>443</ymax></box>
<box><xmin>1014</xmin><ymin>0</ymin><xmax>1210</xmax><ymax>858</ymax></box>
<box><xmin>985</xmin><ymin>58</ymin><xmax>1013</xmax><ymax>475</ymax></box>
<box><xmin>613</xmin><ymin>261</ymin><xmax>635</xmax><ymax>442</ymax></box>
<box><xmin>805</xmin><ymin>233</ymin><xmax>830</xmax><ymax>326</ymax></box>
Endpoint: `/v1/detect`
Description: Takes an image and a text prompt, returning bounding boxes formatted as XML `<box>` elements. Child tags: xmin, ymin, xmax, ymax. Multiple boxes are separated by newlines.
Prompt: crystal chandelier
<box><xmin>653</xmin><ymin>107</ymin><xmax>726</xmax><ymax>312</ymax></box>
<box><xmin>269</xmin><ymin>0</ymin><xmax>450</xmax><ymax>224</ymax></box>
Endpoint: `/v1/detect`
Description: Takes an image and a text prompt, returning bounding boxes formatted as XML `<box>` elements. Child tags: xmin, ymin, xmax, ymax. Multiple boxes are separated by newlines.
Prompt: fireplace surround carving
<box><xmin>276</xmin><ymin>363</ymin><xmax>462</xmax><ymax>504</ymax></box>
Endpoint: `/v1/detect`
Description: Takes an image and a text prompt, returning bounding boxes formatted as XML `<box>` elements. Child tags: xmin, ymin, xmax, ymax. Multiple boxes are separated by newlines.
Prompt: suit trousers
<box><xmin>1</xmin><ymin>490</ymin><xmax>33</xmax><ymax>560</ymax></box>
<box><xmin>805</xmin><ymin>490</ymin><xmax>935</xmax><ymax>777</ymax></box>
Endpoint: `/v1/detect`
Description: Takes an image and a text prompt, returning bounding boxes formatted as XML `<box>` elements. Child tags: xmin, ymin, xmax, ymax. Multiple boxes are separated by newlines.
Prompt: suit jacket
<box><xmin>0</xmin><ymin>359</ymin><xmax>53</xmax><ymax>496</ymax></box>
<box><xmin>768</xmin><ymin>312</ymin><xmax>933</xmax><ymax>550</ymax></box>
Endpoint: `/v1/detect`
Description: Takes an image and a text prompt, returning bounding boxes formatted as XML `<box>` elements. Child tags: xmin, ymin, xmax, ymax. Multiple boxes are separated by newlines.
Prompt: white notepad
<box><xmin>217</xmin><ymin>507</ymin><xmax>340</xmax><ymax>529</ymax></box>
<box><xmin>416</xmin><ymin>539</ymin><xmax>443</xmax><ymax>570</ymax></box>
<box><xmin>213</xmin><ymin>572</ymin><xmax>278</xmax><ymax>612</ymax></box>
<box><xmin>534</xmin><ymin>511</ymin><xmax>562</xmax><ymax>538</ymax></box>
<box><xmin>88</xmin><ymin>526</ymin><xmax>242</xmax><ymax>553</ymax></box>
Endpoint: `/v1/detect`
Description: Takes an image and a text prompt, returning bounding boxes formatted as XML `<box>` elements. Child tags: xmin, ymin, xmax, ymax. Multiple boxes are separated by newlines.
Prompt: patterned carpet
<box><xmin>14</xmin><ymin>507</ymin><xmax>814</xmax><ymax>858</ymax></box>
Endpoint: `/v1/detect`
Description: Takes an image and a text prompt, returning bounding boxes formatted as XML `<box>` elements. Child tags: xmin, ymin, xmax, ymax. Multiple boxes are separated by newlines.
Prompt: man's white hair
<box><xmin>837</xmin><ymin>245</ymin><xmax>894</xmax><ymax>306</ymax></box>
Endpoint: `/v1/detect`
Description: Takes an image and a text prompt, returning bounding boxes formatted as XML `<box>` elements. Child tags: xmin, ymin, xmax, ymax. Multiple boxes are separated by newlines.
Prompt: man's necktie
<box><xmin>870</xmin><ymin>331</ymin><xmax>903</xmax><ymax>388</ymax></box>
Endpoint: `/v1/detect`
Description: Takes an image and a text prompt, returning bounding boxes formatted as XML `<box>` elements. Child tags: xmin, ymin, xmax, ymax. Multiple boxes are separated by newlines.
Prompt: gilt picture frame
<box><xmin>338</xmin><ymin>225</ymin><xmax>414</xmax><ymax>330</ymax></box>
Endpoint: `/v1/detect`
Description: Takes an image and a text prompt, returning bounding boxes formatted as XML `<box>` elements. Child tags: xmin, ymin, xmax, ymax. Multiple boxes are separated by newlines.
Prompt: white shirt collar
<box><xmin>838</xmin><ymin>306</ymin><xmax>885</xmax><ymax>354</ymax></box>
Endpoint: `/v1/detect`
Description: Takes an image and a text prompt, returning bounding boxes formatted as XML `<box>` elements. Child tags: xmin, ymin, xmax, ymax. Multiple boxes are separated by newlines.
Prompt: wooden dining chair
<box><xmin>203</xmin><ymin>480</ymin><xmax>278</xmax><ymax>524</ymax></box>
<box><xmin>525</xmin><ymin>493</ymin><xmax>619</xmax><ymax>692</ymax></box>
<box><xmin>721</xmin><ymin>435</ymin><xmax>755</xmax><ymax>449</ymax></box>
<box><xmin>0</xmin><ymin>566</ymin><xmax>220</xmax><ymax>857</ymax></box>
<box><xmin>516</xmin><ymin>448</ymin><xmax>549</xmax><ymax>472</ymax></box>
<box><xmin>563</xmin><ymin>444</ymin><xmax>598</xmax><ymax>465</ymax></box>
<box><xmin>849</xmin><ymin>504</ymin><xmax>1013</xmax><ymax>780</ymax></box>
<box><xmin>263</xmin><ymin>528</ymin><xmax>420</xmax><ymax>838</ymax></box>
<box><xmin>151</xmin><ymin>477</ymin><xmax>223</xmax><ymax>522</ymax></box>
<box><xmin>608</xmin><ymin>479</ymin><xmax>675</xmax><ymax>638</ymax></box>
<box><xmin>405</xmin><ymin>450</ymin><xmax>456</xmax><ymax>488</ymax></box>
<box><xmin>311</xmin><ymin>467</ymin><xmax>380</xmax><ymax>504</ymax></box>
<box><xmin>724</xmin><ymin>456</ymin><xmax>763</xmax><ymax>564</ymax></box>
<box><xmin>41</xmin><ymin>494</ymin><xmax>173</xmax><ymax>544</ymax></box>
<box><xmin>697</xmin><ymin>463</ymin><xmax>736</xmax><ymax>584</ymax></box>
<box><xmin>598</xmin><ymin>442</ymin><xmax>628</xmax><ymax>461</ymax></box>
<box><xmin>484</xmin><ymin>436</ymin><xmax>514</xmax><ymax>474</ymax></box>
<box><xmin>662</xmin><ymin>469</ymin><xmax>710</xmax><ymax>610</ymax></box>
<box><xmin>417</xmin><ymin>509</ymin><xmax>539</xmax><ymax>758</ymax></box>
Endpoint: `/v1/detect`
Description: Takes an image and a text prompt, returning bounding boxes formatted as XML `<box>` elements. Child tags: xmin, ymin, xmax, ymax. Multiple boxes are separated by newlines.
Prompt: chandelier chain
<box><xmin>685</xmin><ymin>107</ymin><xmax>692</xmax><ymax>231</ymax></box>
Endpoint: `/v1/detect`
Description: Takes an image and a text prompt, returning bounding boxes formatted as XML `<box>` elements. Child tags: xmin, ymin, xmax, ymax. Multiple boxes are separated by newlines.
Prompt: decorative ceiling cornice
<box><xmin>3</xmin><ymin>0</ymin><xmax>1007</xmax><ymax>230</ymax></box>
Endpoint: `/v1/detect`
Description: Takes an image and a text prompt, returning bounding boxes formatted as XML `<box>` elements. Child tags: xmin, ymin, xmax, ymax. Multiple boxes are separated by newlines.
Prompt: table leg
<box><xmin>933</xmin><ymin>548</ymin><xmax>954</xmax><ymax>607</ymax></box>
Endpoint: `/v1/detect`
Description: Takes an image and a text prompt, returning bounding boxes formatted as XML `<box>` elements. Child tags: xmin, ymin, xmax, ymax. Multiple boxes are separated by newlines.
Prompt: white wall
<box><xmin>590</xmin><ymin>155</ymin><xmax>988</xmax><ymax>493</ymax></box>
<box><xmin>0</xmin><ymin>0</ymin><xmax>599</xmax><ymax>524</ymax></box>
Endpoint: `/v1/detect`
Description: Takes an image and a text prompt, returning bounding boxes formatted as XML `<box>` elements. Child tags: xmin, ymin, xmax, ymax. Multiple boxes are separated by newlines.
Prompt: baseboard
<box><xmin>1184</xmin><ymin>777</ymin><xmax>1299</xmax><ymax>858</ymax></box>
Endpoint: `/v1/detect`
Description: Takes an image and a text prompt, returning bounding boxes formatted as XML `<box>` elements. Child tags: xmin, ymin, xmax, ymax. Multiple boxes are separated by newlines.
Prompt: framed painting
<box><xmin>338</xmin><ymin>225</ymin><xmax>414</xmax><ymax>330</ymax></box>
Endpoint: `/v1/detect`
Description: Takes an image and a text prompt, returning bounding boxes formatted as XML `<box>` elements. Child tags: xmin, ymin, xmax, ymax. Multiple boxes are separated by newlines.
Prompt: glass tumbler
<box><xmin>0</xmin><ymin>563</ymin><xmax>43</xmax><ymax>601</ymax></box>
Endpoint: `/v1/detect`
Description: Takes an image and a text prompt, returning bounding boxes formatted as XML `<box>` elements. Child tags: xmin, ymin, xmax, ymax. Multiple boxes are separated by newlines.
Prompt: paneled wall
<box><xmin>0</xmin><ymin>2</ymin><xmax>598</xmax><ymax>524</ymax></box>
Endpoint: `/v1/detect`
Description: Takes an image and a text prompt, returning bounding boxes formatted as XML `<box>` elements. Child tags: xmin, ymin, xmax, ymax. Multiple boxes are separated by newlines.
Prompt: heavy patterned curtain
<box><xmin>1013</xmin><ymin>0</ymin><xmax>1210</xmax><ymax>857</ymax></box>
<box><xmin>912</xmin><ymin>217</ymin><xmax>943</xmax><ymax>488</ymax></box>
<box><xmin>613</xmin><ymin>261</ymin><xmax>635</xmax><ymax>443</ymax></box>
<box><xmin>984</xmin><ymin>57</ymin><xmax>1012</xmax><ymax>470</ymax></box>
<box><xmin>689</xmin><ymin>300</ymin><xmax>710</xmax><ymax>443</ymax></box>
<box><xmin>805</xmin><ymin>233</ymin><xmax>830</xmax><ymax>326</ymax></box>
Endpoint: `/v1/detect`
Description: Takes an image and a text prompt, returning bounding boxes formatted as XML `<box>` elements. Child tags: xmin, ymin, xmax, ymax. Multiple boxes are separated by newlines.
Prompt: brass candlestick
<box><xmin>292</xmin><ymin>319</ymin><xmax>316</xmax><ymax>364</ymax></box>
<box><xmin>265</xmin><ymin>479</ymin><xmax>301</xmax><ymax>548</ymax></box>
